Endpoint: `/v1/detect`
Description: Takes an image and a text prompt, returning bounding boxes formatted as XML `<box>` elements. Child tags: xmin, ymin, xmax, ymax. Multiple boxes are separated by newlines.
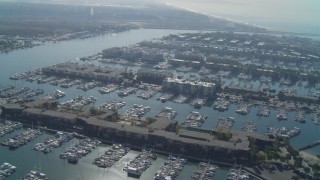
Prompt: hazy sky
<box><xmin>154</xmin><ymin>0</ymin><xmax>320</xmax><ymax>33</ymax></box>
<box><xmin>1</xmin><ymin>0</ymin><xmax>319</xmax><ymax>33</ymax></box>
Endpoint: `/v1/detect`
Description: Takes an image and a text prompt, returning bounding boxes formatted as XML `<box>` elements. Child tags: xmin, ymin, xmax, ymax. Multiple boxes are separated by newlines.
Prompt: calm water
<box><xmin>0</xmin><ymin>28</ymin><xmax>319</xmax><ymax>179</ymax></box>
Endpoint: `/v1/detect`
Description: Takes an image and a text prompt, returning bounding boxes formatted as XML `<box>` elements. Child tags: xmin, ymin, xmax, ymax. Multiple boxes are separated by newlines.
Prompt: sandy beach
<box><xmin>300</xmin><ymin>151</ymin><xmax>320</xmax><ymax>163</ymax></box>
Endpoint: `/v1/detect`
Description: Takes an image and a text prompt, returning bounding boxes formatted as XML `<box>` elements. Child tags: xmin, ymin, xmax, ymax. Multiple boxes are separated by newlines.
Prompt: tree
<box><xmin>256</xmin><ymin>153</ymin><xmax>266</xmax><ymax>162</ymax></box>
<box><xmin>293</xmin><ymin>157</ymin><xmax>303</xmax><ymax>168</ymax></box>
<box><xmin>291</xmin><ymin>175</ymin><xmax>299</xmax><ymax>180</ymax></box>
<box><xmin>304</xmin><ymin>167</ymin><xmax>310</xmax><ymax>173</ymax></box>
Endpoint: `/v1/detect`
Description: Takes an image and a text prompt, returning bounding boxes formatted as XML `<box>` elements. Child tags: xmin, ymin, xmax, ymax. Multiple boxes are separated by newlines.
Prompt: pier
<box><xmin>298</xmin><ymin>140</ymin><xmax>320</xmax><ymax>151</ymax></box>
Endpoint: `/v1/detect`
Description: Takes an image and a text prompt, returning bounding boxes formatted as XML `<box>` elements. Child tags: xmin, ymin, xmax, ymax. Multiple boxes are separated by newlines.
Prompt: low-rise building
<box><xmin>162</xmin><ymin>77</ymin><xmax>216</xmax><ymax>97</ymax></box>
<box><xmin>137</xmin><ymin>68</ymin><xmax>173</xmax><ymax>84</ymax></box>
<box><xmin>1</xmin><ymin>102</ymin><xmax>273</xmax><ymax>165</ymax></box>
<box><xmin>41</xmin><ymin>62</ymin><xmax>126</xmax><ymax>83</ymax></box>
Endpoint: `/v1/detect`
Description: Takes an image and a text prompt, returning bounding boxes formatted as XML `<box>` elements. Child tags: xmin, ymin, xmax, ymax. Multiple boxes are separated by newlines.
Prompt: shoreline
<box><xmin>300</xmin><ymin>151</ymin><xmax>319</xmax><ymax>162</ymax></box>
<box><xmin>159</xmin><ymin>1</ymin><xmax>320</xmax><ymax>38</ymax></box>
<box><xmin>162</xmin><ymin>2</ymin><xmax>271</xmax><ymax>30</ymax></box>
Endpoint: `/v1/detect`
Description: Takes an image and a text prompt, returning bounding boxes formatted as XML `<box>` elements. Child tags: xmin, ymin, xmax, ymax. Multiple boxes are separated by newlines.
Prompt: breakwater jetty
<box><xmin>298</xmin><ymin>140</ymin><xmax>320</xmax><ymax>151</ymax></box>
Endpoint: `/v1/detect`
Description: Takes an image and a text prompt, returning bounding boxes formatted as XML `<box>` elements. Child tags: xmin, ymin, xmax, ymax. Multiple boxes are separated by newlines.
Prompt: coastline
<box><xmin>300</xmin><ymin>151</ymin><xmax>319</xmax><ymax>163</ymax></box>
<box><xmin>159</xmin><ymin>1</ymin><xmax>320</xmax><ymax>38</ymax></box>
<box><xmin>161</xmin><ymin>2</ymin><xmax>272</xmax><ymax>31</ymax></box>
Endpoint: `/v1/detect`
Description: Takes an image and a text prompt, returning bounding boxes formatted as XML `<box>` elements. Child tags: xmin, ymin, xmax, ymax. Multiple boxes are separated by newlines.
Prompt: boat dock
<box><xmin>123</xmin><ymin>150</ymin><xmax>157</xmax><ymax>178</ymax></box>
<box><xmin>137</xmin><ymin>90</ymin><xmax>157</xmax><ymax>99</ymax></box>
<box><xmin>213</xmin><ymin>98</ymin><xmax>230</xmax><ymax>112</ymax></box>
<box><xmin>0</xmin><ymin>121</ymin><xmax>22</xmax><ymax>137</ymax></box>
<box><xmin>241</xmin><ymin>121</ymin><xmax>257</xmax><ymax>132</ymax></box>
<box><xmin>33</xmin><ymin>131</ymin><xmax>73</xmax><ymax>154</ymax></box>
<box><xmin>98</xmin><ymin>84</ymin><xmax>118</xmax><ymax>94</ymax></box>
<box><xmin>191</xmin><ymin>162</ymin><xmax>218</xmax><ymax>180</ymax></box>
<box><xmin>215</xmin><ymin>117</ymin><xmax>235</xmax><ymax>129</ymax></box>
<box><xmin>0</xmin><ymin>162</ymin><xmax>16</xmax><ymax>178</ymax></box>
<box><xmin>60</xmin><ymin>138</ymin><xmax>101</xmax><ymax>164</ymax></box>
<box><xmin>22</xmin><ymin>170</ymin><xmax>48</xmax><ymax>180</ymax></box>
<box><xmin>98</xmin><ymin>100</ymin><xmax>125</xmax><ymax>110</ymax></box>
<box><xmin>122</xmin><ymin>104</ymin><xmax>150</xmax><ymax>119</ymax></box>
<box><xmin>93</xmin><ymin>144</ymin><xmax>130</xmax><ymax>168</ymax></box>
<box><xmin>118</xmin><ymin>87</ymin><xmax>137</xmax><ymax>97</ymax></box>
<box><xmin>60</xmin><ymin>96</ymin><xmax>97</xmax><ymax>110</ymax></box>
<box><xmin>1</xmin><ymin>129</ymin><xmax>43</xmax><ymax>150</ymax></box>
<box><xmin>154</xmin><ymin>156</ymin><xmax>187</xmax><ymax>180</ymax></box>
<box><xmin>181</xmin><ymin>111</ymin><xmax>207</xmax><ymax>128</ymax></box>
<box><xmin>157</xmin><ymin>93</ymin><xmax>173</xmax><ymax>102</ymax></box>
<box><xmin>155</xmin><ymin>107</ymin><xmax>177</xmax><ymax>120</ymax></box>
<box><xmin>236</xmin><ymin>103</ymin><xmax>251</xmax><ymax>115</ymax></box>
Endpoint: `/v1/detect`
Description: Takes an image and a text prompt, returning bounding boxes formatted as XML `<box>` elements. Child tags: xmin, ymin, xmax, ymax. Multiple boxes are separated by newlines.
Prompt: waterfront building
<box><xmin>137</xmin><ymin>68</ymin><xmax>173</xmax><ymax>84</ymax></box>
<box><xmin>1</xmin><ymin>100</ymin><xmax>273</xmax><ymax>165</ymax></box>
<box><xmin>41</xmin><ymin>62</ymin><xmax>126</xmax><ymax>84</ymax></box>
<box><xmin>169</xmin><ymin>58</ymin><xmax>203</xmax><ymax>69</ymax></box>
<box><xmin>162</xmin><ymin>77</ymin><xmax>216</xmax><ymax>97</ymax></box>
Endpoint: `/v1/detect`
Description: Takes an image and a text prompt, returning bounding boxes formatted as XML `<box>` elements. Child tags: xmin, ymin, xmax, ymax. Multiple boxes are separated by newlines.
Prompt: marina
<box><xmin>226</xmin><ymin>168</ymin><xmax>250</xmax><ymax>180</ymax></box>
<box><xmin>118</xmin><ymin>87</ymin><xmax>138</xmax><ymax>97</ymax></box>
<box><xmin>22</xmin><ymin>170</ymin><xmax>48</xmax><ymax>180</ymax></box>
<box><xmin>93</xmin><ymin>144</ymin><xmax>130</xmax><ymax>168</ymax></box>
<box><xmin>25</xmin><ymin>89</ymin><xmax>44</xmax><ymax>98</ymax></box>
<box><xmin>190</xmin><ymin>98</ymin><xmax>207</xmax><ymax>108</ymax></box>
<box><xmin>137</xmin><ymin>90</ymin><xmax>158</xmax><ymax>100</ymax></box>
<box><xmin>155</xmin><ymin>107</ymin><xmax>177</xmax><ymax>120</ymax></box>
<box><xmin>181</xmin><ymin>111</ymin><xmax>207</xmax><ymax>128</ymax></box>
<box><xmin>0</xmin><ymin>29</ymin><xmax>239</xmax><ymax>180</ymax></box>
<box><xmin>0</xmin><ymin>85</ymin><xmax>15</xmax><ymax>94</ymax></box>
<box><xmin>0</xmin><ymin>128</ymin><xmax>232</xmax><ymax>180</ymax></box>
<box><xmin>77</xmin><ymin>81</ymin><xmax>100</xmax><ymax>91</ymax></box>
<box><xmin>60</xmin><ymin>79</ymin><xmax>82</xmax><ymax>89</ymax></box>
<box><xmin>235</xmin><ymin>103</ymin><xmax>251</xmax><ymax>115</ymax></box>
<box><xmin>157</xmin><ymin>93</ymin><xmax>173</xmax><ymax>102</ymax></box>
<box><xmin>190</xmin><ymin>162</ymin><xmax>219</xmax><ymax>180</ymax></box>
<box><xmin>0</xmin><ymin>28</ymin><xmax>320</xmax><ymax>179</ymax></box>
<box><xmin>311</xmin><ymin>113</ymin><xmax>320</xmax><ymax>125</ymax></box>
<box><xmin>60</xmin><ymin>96</ymin><xmax>97</xmax><ymax>110</ymax></box>
<box><xmin>123</xmin><ymin>150</ymin><xmax>157</xmax><ymax>178</ymax></box>
<box><xmin>215</xmin><ymin>117</ymin><xmax>235</xmax><ymax>129</ymax></box>
<box><xmin>154</xmin><ymin>156</ymin><xmax>188</xmax><ymax>180</ymax></box>
<box><xmin>42</xmin><ymin>90</ymin><xmax>65</xmax><ymax>100</ymax></box>
<box><xmin>295</xmin><ymin>111</ymin><xmax>306</xmax><ymax>123</ymax></box>
<box><xmin>256</xmin><ymin>106</ymin><xmax>270</xmax><ymax>117</ymax></box>
<box><xmin>98</xmin><ymin>84</ymin><xmax>118</xmax><ymax>94</ymax></box>
<box><xmin>213</xmin><ymin>98</ymin><xmax>230</xmax><ymax>112</ymax></box>
<box><xmin>122</xmin><ymin>104</ymin><xmax>151</xmax><ymax>119</ymax></box>
<box><xmin>267</xmin><ymin>126</ymin><xmax>301</xmax><ymax>139</ymax></box>
<box><xmin>98</xmin><ymin>100</ymin><xmax>125</xmax><ymax>110</ymax></box>
<box><xmin>49</xmin><ymin>78</ymin><xmax>69</xmax><ymax>86</ymax></box>
<box><xmin>276</xmin><ymin>109</ymin><xmax>288</xmax><ymax>120</ymax></box>
<box><xmin>0</xmin><ymin>87</ymin><xmax>30</xmax><ymax>98</ymax></box>
<box><xmin>33</xmin><ymin>131</ymin><xmax>73</xmax><ymax>154</ymax></box>
<box><xmin>173</xmin><ymin>95</ymin><xmax>188</xmax><ymax>104</ymax></box>
<box><xmin>241</xmin><ymin>121</ymin><xmax>257</xmax><ymax>133</ymax></box>
<box><xmin>0</xmin><ymin>121</ymin><xmax>22</xmax><ymax>137</ymax></box>
<box><xmin>1</xmin><ymin>129</ymin><xmax>42</xmax><ymax>150</ymax></box>
<box><xmin>0</xmin><ymin>162</ymin><xmax>16</xmax><ymax>178</ymax></box>
<box><xmin>60</xmin><ymin>138</ymin><xmax>101</xmax><ymax>164</ymax></box>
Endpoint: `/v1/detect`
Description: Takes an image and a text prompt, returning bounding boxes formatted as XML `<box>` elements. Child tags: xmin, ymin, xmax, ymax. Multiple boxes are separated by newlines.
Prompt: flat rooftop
<box><xmin>147</xmin><ymin>118</ymin><xmax>177</xmax><ymax>130</ymax></box>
